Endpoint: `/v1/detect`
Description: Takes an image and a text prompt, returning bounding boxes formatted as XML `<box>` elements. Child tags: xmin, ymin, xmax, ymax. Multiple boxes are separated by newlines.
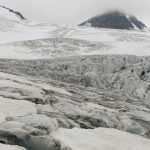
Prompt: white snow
<box><xmin>0</xmin><ymin>143</ymin><xmax>26</xmax><ymax>150</ymax></box>
<box><xmin>52</xmin><ymin>127</ymin><xmax>150</xmax><ymax>150</ymax></box>
<box><xmin>0</xmin><ymin>97</ymin><xmax>36</xmax><ymax>123</ymax></box>
<box><xmin>0</xmin><ymin>71</ymin><xmax>74</xmax><ymax>123</ymax></box>
<box><xmin>0</xmin><ymin>5</ymin><xmax>59</xmax><ymax>44</ymax></box>
<box><xmin>0</xmin><ymin>72</ymin><xmax>43</xmax><ymax>98</ymax></box>
<box><xmin>0</xmin><ymin>25</ymin><xmax>150</xmax><ymax>59</ymax></box>
<box><xmin>0</xmin><ymin>72</ymin><xmax>39</xmax><ymax>123</ymax></box>
<box><xmin>125</xmin><ymin>15</ymin><xmax>140</xmax><ymax>30</ymax></box>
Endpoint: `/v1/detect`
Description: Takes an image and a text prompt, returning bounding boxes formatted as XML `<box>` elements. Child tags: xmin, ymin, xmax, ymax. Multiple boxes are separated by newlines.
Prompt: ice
<box><xmin>52</xmin><ymin>127</ymin><xmax>150</xmax><ymax>150</ymax></box>
<box><xmin>0</xmin><ymin>97</ymin><xmax>36</xmax><ymax>123</ymax></box>
<box><xmin>0</xmin><ymin>143</ymin><xmax>26</xmax><ymax>150</ymax></box>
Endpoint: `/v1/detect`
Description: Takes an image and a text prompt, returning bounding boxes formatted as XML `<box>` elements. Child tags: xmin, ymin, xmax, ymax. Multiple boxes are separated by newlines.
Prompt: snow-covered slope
<box><xmin>0</xmin><ymin>5</ymin><xmax>150</xmax><ymax>59</ymax></box>
<box><xmin>0</xmin><ymin>26</ymin><xmax>150</xmax><ymax>59</ymax></box>
<box><xmin>0</xmin><ymin>5</ymin><xmax>59</xmax><ymax>44</ymax></box>
<box><xmin>0</xmin><ymin>5</ymin><xmax>25</xmax><ymax>30</ymax></box>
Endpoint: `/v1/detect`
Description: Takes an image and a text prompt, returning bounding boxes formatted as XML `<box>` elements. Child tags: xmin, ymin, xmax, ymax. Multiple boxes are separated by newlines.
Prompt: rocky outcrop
<box><xmin>80</xmin><ymin>11</ymin><xmax>147</xmax><ymax>30</ymax></box>
<box><xmin>0</xmin><ymin>5</ymin><xmax>26</xmax><ymax>20</ymax></box>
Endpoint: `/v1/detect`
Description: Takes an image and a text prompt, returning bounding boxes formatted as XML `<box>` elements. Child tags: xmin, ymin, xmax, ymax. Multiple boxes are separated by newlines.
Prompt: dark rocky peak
<box><xmin>80</xmin><ymin>10</ymin><xmax>147</xmax><ymax>30</ymax></box>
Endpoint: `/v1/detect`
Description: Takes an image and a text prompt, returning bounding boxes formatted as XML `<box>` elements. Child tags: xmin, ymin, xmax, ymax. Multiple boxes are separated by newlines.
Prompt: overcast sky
<box><xmin>1</xmin><ymin>0</ymin><xmax>150</xmax><ymax>26</ymax></box>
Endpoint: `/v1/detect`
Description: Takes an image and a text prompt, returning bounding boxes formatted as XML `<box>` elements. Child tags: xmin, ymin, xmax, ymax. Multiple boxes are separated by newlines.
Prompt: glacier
<box><xmin>0</xmin><ymin>5</ymin><xmax>150</xmax><ymax>150</ymax></box>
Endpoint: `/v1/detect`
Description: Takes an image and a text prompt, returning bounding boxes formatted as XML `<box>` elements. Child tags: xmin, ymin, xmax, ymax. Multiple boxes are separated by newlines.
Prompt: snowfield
<box><xmin>0</xmin><ymin>26</ymin><xmax>150</xmax><ymax>59</ymax></box>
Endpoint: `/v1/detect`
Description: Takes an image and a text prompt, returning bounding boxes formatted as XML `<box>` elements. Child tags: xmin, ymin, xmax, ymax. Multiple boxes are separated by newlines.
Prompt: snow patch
<box><xmin>52</xmin><ymin>127</ymin><xmax>150</xmax><ymax>150</ymax></box>
<box><xmin>0</xmin><ymin>97</ymin><xmax>36</xmax><ymax>123</ymax></box>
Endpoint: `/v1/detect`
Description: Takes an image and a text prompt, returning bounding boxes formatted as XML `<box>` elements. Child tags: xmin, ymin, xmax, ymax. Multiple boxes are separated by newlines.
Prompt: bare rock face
<box><xmin>80</xmin><ymin>11</ymin><xmax>147</xmax><ymax>30</ymax></box>
<box><xmin>0</xmin><ymin>55</ymin><xmax>150</xmax><ymax>149</ymax></box>
<box><xmin>0</xmin><ymin>5</ymin><xmax>26</xmax><ymax>20</ymax></box>
<box><xmin>0</xmin><ymin>5</ymin><xmax>28</xmax><ymax>32</ymax></box>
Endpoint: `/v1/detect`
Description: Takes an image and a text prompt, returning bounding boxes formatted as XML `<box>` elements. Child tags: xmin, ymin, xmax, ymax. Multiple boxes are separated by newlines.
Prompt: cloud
<box><xmin>1</xmin><ymin>0</ymin><xmax>150</xmax><ymax>26</ymax></box>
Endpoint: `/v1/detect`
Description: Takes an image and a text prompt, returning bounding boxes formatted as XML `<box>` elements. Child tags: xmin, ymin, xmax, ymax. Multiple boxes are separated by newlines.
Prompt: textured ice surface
<box><xmin>52</xmin><ymin>127</ymin><xmax>150</xmax><ymax>150</ymax></box>
<box><xmin>0</xmin><ymin>55</ymin><xmax>150</xmax><ymax>149</ymax></box>
<box><xmin>0</xmin><ymin>6</ymin><xmax>150</xmax><ymax>150</ymax></box>
<box><xmin>0</xmin><ymin>143</ymin><xmax>26</xmax><ymax>150</ymax></box>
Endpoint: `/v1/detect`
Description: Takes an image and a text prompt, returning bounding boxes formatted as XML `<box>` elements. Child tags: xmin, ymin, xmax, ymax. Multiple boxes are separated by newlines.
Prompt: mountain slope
<box><xmin>80</xmin><ymin>11</ymin><xmax>147</xmax><ymax>30</ymax></box>
<box><xmin>0</xmin><ymin>5</ymin><xmax>27</xmax><ymax>32</ymax></box>
<box><xmin>0</xmin><ymin>5</ymin><xmax>26</xmax><ymax>20</ymax></box>
<box><xmin>0</xmin><ymin>27</ymin><xmax>150</xmax><ymax>59</ymax></box>
<box><xmin>0</xmin><ymin>5</ymin><xmax>60</xmax><ymax>44</ymax></box>
<box><xmin>0</xmin><ymin>6</ymin><xmax>150</xmax><ymax>59</ymax></box>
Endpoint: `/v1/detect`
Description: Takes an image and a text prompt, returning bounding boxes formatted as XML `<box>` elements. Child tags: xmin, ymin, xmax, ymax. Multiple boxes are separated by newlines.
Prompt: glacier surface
<box><xmin>0</xmin><ymin>5</ymin><xmax>150</xmax><ymax>150</ymax></box>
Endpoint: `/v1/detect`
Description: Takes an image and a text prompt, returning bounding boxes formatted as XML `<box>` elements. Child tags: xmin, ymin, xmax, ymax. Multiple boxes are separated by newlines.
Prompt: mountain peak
<box><xmin>80</xmin><ymin>10</ymin><xmax>147</xmax><ymax>30</ymax></box>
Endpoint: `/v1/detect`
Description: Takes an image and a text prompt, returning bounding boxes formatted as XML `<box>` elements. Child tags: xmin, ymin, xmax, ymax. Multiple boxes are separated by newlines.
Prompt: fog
<box><xmin>1</xmin><ymin>0</ymin><xmax>150</xmax><ymax>26</ymax></box>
